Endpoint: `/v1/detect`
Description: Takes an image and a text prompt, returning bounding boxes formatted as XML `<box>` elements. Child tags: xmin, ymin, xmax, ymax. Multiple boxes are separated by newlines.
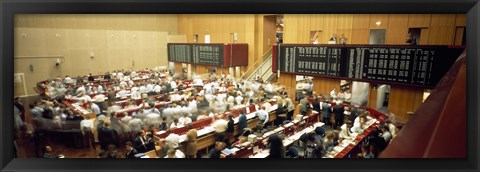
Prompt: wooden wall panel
<box><xmin>351</xmin><ymin>29</ymin><xmax>370</xmax><ymax>44</ymax></box>
<box><xmin>386</xmin><ymin>14</ymin><xmax>409</xmax><ymax>44</ymax></box>
<box><xmin>174</xmin><ymin>63</ymin><xmax>183</xmax><ymax>75</ymax></box>
<box><xmin>369</xmin><ymin>14</ymin><xmax>389</xmax><ymax>29</ymax></box>
<box><xmin>177</xmin><ymin>14</ymin><xmax>254</xmax><ymax>73</ymax></box>
<box><xmin>428</xmin><ymin>26</ymin><xmax>455</xmax><ymax>45</ymax></box>
<box><xmin>368</xmin><ymin>87</ymin><xmax>378</xmax><ymax>109</ymax></box>
<box><xmin>454</xmin><ymin>27</ymin><xmax>465</xmax><ymax>46</ymax></box>
<box><xmin>312</xmin><ymin>77</ymin><xmax>341</xmax><ymax>97</ymax></box>
<box><xmin>455</xmin><ymin>14</ymin><xmax>466</xmax><ymax>27</ymax></box>
<box><xmin>408</xmin><ymin>14</ymin><xmax>432</xmax><ymax>28</ymax></box>
<box><xmin>430</xmin><ymin>14</ymin><xmax>456</xmax><ymax>26</ymax></box>
<box><xmin>388</xmin><ymin>86</ymin><xmax>424</xmax><ymax>122</ymax></box>
<box><xmin>353</xmin><ymin>14</ymin><xmax>371</xmax><ymax>29</ymax></box>
<box><xmin>419</xmin><ymin>28</ymin><xmax>430</xmax><ymax>45</ymax></box>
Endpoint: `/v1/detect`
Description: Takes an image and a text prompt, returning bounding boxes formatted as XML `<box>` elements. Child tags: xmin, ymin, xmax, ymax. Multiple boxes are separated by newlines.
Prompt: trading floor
<box><xmin>13</xmin><ymin>14</ymin><xmax>466</xmax><ymax>158</ymax></box>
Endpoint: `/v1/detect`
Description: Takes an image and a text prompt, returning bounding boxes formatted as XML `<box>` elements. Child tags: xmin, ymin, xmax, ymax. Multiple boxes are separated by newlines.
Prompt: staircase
<box><xmin>242</xmin><ymin>48</ymin><xmax>276</xmax><ymax>82</ymax></box>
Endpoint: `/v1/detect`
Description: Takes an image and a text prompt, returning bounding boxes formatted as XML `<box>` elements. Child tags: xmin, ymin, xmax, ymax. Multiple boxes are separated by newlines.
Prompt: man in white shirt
<box><xmin>80</xmin><ymin>116</ymin><xmax>95</xmax><ymax>149</ymax></box>
<box><xmin>213</xmin><ymin>116</ymin><xmax>228</xmax><ymax>133</ymax></box>
<box><xmin>64</xmin><ymin>75</ymin><xmax>73</xmax><ymax>84</ymax></box>
<box><xmin>154</xmin><ymin>84</ymin><xmax>161</xmax><ymax>94</ymax></box>
<box><xmin>330</xmin><ymin>88</ymin><xmax>337</xmax><ymax>99</ymax></box>
<box><xmin>89</xmin><ymin>101</ymin><xmax>101</xmax><ymax>116</ymax></box>
<box><xmin>97</xmin><ymin>85</ymin><xmax>104</xmax><ymax>93</ymax></box>
<box><xmin>256</xmin><ymin>106</ymin><xmax>269</xmax><ymax>125</ymax></box>
<box><xmin>146</xmin><ymin>83</ymin><xmax>154</xmax><ymax>93</ymax></box>
<box><xmin>178</xmin><ymin>113</ymin><xmax>192</xmax><ymax>126</ymax></box>
<box><xmin>119</xmin><ymin>81</ymin><xmax>128</xmax><ymax>89</ymax></box>
<box><xmin>170</xmin><ymin>80</ymin><xmax>178</xmax><ymax>90</ymax></box>
<box><xmin>344</xmin><ymin>90</ymin><xmax>352</xmax><ymax>102</ymax></box>
<box><xmin>164</xmin><ymin>134</ymin><xmax>185</xmax><ymax>158</ymax></box>
<box><xmin>76</xmin><ymin>86</ymin><xmax>86</xmax><ymax>96</ymax></box>
<box><xmin>339</xmin><ymin>120</ymin><xmax>354</xmax><ymax>140</ymax></box>
<box><xmin>188</xmin><ymin>99</ymin><xmax>197</xmax><ymax>114</ymax></box>
<box><xmin>139</xmin><ymin>84</ymin><xmax>147</xmax><ymax>94</ymax></box>
<box><xmin>117</xmin><ymin>72</ymin><xmax>124</xmax><ymax>80</ymax></box>
<box><xmin>385</xmin><ymin>119</ymin><xmax>397</xmax><ymax>137</ymax></box>
<box><xmin>235</xmin><ymin>93</ymin><xmax>243</xmax><ymax>105</ymax></box>
<box><xmin>381</xmin><ymin>125</ymin><xmax>392</xmax><ymax>144</ymax></box>
<box><xmin>116</xmin><ymin>89</ymin><xmax>128</xmax><ymax>98</ymax></box>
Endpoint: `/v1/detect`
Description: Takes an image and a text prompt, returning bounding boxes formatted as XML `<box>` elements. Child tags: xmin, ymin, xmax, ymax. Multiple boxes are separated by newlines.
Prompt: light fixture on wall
<box><xmin>375</xmin><ymin>21</ymin><xmax>382</xmax><ymax>26</ymax></box>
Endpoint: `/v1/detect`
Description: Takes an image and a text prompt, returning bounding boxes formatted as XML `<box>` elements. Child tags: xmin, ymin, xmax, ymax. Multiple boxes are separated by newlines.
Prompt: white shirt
<box><xmin>119</xmin><ymin>81</ymin><xmax>128</xmax><ymax>89</ymax></box>
<box><xmin>146</xmin><ymin>84</ymin><xmax>154</xmax><ymax>92</ymax></box>
<box><xmin>76</xmin><ymin>86</ymin><xmax>86</xmax><ymax>95</ymax></box>
<box><xmin>139</xmin><ymin>86</ymin><xmax>147</xmax><ymax>94</ymax></box>
<box><xmin>117</xmin><ymin>90</ymin><xmax>127</xmax><ymax>98</ymax></box>
<box><xmin>188</xmin><ymin>100</ymin><xmax>197</xmax><ymax>113</ymax></box>
<box><xmin>264</xmin><ymin>84</ymin><xmax>273</xmax><ymax>92</ymax></box>
<box><xmin>330</xmin><ymin>90</ymin><xmax>337</xmax><ymax>98</ymax></box>
<box><xmin>93</xmin><ymin>94</ymin><xmax>106</xmax><ymax>102</ymax></box>
<box><xmin>90</xmin><ymin>103</ymin><xmax>101</xmax><ymax>115</ymax></box>
<box><xmin>154</xmin><ymin>85</ymin><xmax>161</xmax><ymax>93</ymax></box>
<box><xmin>117</xmin><ymin>72</ymin><xmax>124</xmax><ymax>79</ymax></box>
<box><xmin>193</xmin><ymin>78</ymin><xmax>204</xmax><ymax>86</ymax></box>
<box><xmin>213</xmin><ymin>119</ymin><xmax>228</xmax><ymax>133</ymax></box>
<box><xmin>339</xmin><ymin>124</ymin><xmax>353</xmax><ymax>139</ymax></box>
<box><xmin>80</xmin><ymin>119</ymin><xmax>94</xmax><ymax>132</ymax></box>
<box><xmin>170</xmin><ymin>81</ymin><xmax>178</xmax><ymax>89</ymax></box>
<box><xmin>227</xmin><ymin>96</ymin><xmax>235</xmax><ymax>103</ymax></box>
<box><xmin>178</xmin><ymin>117</ymin><xmax>192</xmax><ymax>126</ymax></box>
<box><xmin>97</xmin><ymin>85</ymin><xmax>104</xmax><ymax>93</ymax></box>
<box><xmin>256</xmin><ymin>109</ymin><xmax>269</xmax><ymax>124</ymax></box>
<box><xmin>344</xmin><ymin>92</ymin><xmax>352</xmax><ymax>100</ymax></box>
<box><xmin>235</xmin><ymin>96</ymin><xmax>243</xmax><ymax>105</ymax></box>
<box><xmin>64</xmin><ymin>77</ymin><xmax>73</xmax><ymax>84</ymax></box>
<box><xmin>388</xmin><ymin>123</ymin><xmax>397</xmax><ymax>137</ymax></box>
<box><xmin>164</xmin><ymin>150</ymin><xmax>185</xmax><ymax>158</ymax></box>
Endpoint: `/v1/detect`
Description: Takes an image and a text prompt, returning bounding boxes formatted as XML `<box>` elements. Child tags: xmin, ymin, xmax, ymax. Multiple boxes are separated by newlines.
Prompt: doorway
<box><xmin>369</xmin><ymin>29</ymin><xmax>387</xmax><ymax>45</ymax></box>
<box><xmin>376</xmin><ymin>84</ymin><xmax>390</xmax><ymax>114</ymax></box>
<box><xmin>295</xmin><ymin>75</ymin><xmax>313</xmax><ymax>102</ymax></box>
<box><xmin>351</xmin><ymin>81</ymin><xmax>370</xmax><ymax>107</ymax></box>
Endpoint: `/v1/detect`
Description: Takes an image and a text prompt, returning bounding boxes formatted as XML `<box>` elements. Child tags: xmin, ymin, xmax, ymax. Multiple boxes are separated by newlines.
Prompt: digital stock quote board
<box><xmin>273</xmin><ymin>44</ymin><xmax>465</xmax><ymax>88</ymax></box>
<box><xmin>168</xmin><ymin>43</ymin><xmax>224</xmax><ymax>65</ymax></box>
<box><xmin>168</xmin><ymin>43</ymin><xmax>249</xmax><ymax>67</ymax></box>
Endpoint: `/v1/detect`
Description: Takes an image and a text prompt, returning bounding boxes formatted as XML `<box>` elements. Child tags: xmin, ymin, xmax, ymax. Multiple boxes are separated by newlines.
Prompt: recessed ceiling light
<box><xmin>375</xmin><ymin>21</ymin><xmax>382</xmax><ymax>26</ymax></box>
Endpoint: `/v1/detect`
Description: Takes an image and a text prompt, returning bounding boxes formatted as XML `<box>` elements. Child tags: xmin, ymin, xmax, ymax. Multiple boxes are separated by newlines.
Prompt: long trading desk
<box><xmin>153</xmin><ymin>101</ymin><xmax>279</xmax><ymax>153</ymax></box>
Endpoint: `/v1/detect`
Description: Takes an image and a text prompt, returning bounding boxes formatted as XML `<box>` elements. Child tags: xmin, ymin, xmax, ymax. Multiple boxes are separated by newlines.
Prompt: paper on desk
<box><xmin>333</xmin><ymin>146</ymin><xmax>344</xmax><ymax>153</ymax></box>
<box><xmin>230</xmin><ymin>147</ymin><xmax>240</xmax><ymax>153</ymax></box>
<box><xmin>156</xmin><ymin>130</ymin><xmax>166</xmax><ymax>135</ymax></box>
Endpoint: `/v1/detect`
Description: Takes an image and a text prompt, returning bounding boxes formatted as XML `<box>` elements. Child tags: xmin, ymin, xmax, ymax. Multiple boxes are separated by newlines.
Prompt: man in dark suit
<box><xmin>88</xmin><ymin>73</ymin><xmax>94</xmax><ymax>82</ymax></box>
<box><xmin>312</xmin><ymin>97</ymin><xmax>321</xmax><ymax>113</ymax></box>
<box><xmin>14</xmin><ymin>97</ymin><xmax>25</xmax><ymax>122</ymax></box>
<box><xmin>238</xmin><ymin>110</ymin><xmax>247</xmax><ymax>133</ymax></box>
<box><xmin>332</xmin><ymin>101</ymin><xmax>345</xmax><ymax>129</ymax></box>
<box><xmin>145</xmin><ymin>133</ymin><xmax>156</xmax><ymax>152</ymax></box>
<box><xmin>101</xmin><ymin>122</ymin><xmax>118</xmax><ymax>150</ymax></box>
<box><xmin>134</xmin><ymin>130</ymin><xmax>147</xmax><ymax>153</ymax></box>
<box><xmin>124</xmin><ymin>141</ymin><xmax>139</xmax><ymax>158</ymax></box>
<box><xmin>103</xmin><ymin>72</ymin><xmax>111</xmax><ymax>81</ymax></box>
<box><xmin>321</xmin><ymin>100</ymin><xmax>332</xmax><ymax>126</ymax></box>
<box><xmin>299</xmin><ymin>96</ymin><xmax>309</xmax><ymax>116</ymax></box>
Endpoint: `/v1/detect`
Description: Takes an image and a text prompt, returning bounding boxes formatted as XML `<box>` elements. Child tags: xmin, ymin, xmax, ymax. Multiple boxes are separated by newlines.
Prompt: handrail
<box><xmin>246</xmin><ymin>55</ymin><xmax>272</xmax><ymax>81</ymax></box>
<box><xmin>241</xmin><ymin>47</ymin><xmax>273</xmax><ymax>79</ymax></box>
<box><xmin>260</xmin><ymin>66</ymin><xmax>272</xmax><ymax>79</ymax></box>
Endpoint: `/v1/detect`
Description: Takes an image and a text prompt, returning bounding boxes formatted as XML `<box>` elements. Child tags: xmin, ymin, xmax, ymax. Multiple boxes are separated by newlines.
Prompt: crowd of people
<box><xmin>14</xmin><ymin>66</ymin><xmax>398</xmax><ymax>159</ymax></box>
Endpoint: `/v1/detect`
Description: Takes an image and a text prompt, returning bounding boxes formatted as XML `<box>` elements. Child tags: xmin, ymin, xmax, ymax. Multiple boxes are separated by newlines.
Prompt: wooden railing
<box><xmin>241</xmin><ymin>47</ymin><xmax>273</xmax><ymax>79</ymax></box>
